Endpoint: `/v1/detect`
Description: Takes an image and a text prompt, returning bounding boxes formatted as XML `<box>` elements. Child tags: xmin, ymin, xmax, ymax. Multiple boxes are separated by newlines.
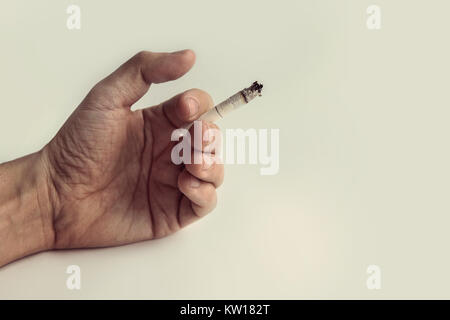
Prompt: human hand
<box><xmin>40</xmin><ymin>50</ymin><xmax>224</xmax><ymax>249</ymax></box>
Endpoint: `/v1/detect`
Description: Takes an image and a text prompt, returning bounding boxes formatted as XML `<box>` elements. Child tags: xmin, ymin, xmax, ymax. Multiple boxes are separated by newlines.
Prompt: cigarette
<box><xmin>184</xmin><ymin>81</ymin><xmax>263</xmax><ymax>129</ymax></box>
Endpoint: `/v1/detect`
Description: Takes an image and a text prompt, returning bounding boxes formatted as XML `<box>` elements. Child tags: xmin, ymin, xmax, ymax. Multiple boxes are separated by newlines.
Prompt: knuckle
<box><xmin>133</xmin><ymin>51</ymin><xmax>153</xmax><ymax>64</ymax></box>
<box><xmin>185</xmin><ymin>162</ymin><xmax>201</xmax><ymax>177</ymax></box>
<box><xmin>177</xmin><ymin>169</ymin><xmax>188</xmax><ymax>189</ymax></box>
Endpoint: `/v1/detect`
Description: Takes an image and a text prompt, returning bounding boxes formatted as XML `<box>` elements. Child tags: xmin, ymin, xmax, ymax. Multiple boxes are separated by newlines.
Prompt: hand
<box><xmin>40</xmin><ymin>50</ymin><xmax>224</xmax><ymax>249</ymax></box>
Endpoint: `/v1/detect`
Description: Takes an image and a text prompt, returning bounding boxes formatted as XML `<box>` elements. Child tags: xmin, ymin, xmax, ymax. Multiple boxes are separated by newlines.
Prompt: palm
<box><xmin>47</xmin><ymin>103</ymin><xmax>186</xmax><ymax>248</ymax></box>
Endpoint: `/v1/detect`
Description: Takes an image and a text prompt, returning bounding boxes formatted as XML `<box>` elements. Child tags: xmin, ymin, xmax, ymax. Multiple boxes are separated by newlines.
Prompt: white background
<box><xmin>1</xmin><ymin>0</ymin><xmax>450</xmax><ymax>298</ymax></box>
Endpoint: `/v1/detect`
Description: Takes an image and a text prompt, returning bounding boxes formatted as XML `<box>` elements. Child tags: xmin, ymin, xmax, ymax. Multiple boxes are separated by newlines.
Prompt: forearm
<box><xmin>0</xmin><ymin>152</ymin><xmax>56</xmax><ymax>267</ymax></box>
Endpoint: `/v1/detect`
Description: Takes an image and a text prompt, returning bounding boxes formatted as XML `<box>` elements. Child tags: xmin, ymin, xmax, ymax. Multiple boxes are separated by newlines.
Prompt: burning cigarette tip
<box><xmin>250</xmin><ymin>81</ymin><xmax>263</xmax><ymax>96</ymax></box>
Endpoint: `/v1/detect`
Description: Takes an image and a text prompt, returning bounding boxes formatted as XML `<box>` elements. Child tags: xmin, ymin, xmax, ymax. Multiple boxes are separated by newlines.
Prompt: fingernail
<box><xmin>190</xmin><ymin>176</ymin><xmax>201</xmax><ymax>188</ymax></box>
<box><xmin>185</xmin><ymin>97</ymin><xmax>199</xmax><ymax>118</ymax></box>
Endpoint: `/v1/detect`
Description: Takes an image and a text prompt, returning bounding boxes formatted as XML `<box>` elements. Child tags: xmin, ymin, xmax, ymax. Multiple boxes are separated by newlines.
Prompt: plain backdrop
<box><xmin>1</xmin><ymin>0</ymin><xmax>450</xmax><ymax>299</ymax></box>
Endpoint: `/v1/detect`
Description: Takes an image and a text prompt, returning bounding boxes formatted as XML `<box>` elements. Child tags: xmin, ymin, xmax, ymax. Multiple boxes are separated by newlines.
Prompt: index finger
<box><xmin>160</xmin><ymin>88</ymin><xmax>214</xmax><ymax>128</ymax></box>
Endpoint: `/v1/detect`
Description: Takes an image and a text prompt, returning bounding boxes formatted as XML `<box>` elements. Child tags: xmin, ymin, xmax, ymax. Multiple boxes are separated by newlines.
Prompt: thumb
<box><xmin>86</xmin><ymin>50</ymin><xmax>195</xmax><ymax>109</ymax></box>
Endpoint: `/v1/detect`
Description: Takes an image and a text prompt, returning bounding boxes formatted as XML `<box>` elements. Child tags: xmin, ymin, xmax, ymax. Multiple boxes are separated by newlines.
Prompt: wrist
<box><xmin>0</xmin><ymin>151</ymin><xmax>57</xmax><ymax>266</ymax></box>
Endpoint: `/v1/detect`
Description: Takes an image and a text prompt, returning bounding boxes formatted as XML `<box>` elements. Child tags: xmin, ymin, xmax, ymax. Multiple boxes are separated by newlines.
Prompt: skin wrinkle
<box><xmin>152</xmin><ymin>141</ymin><xmax>180</xmax><ymax>184</ymax></box>
<box><xmin>152</xmin><ymin>193</ymin><xmax>172</xmax><ymax>237</ymax></box>
<box><xmin>54</xmin><ymin>160</ymin><xmax>129</xmax><ymax>247</ymax></box>
<box><xmin>191</xmin><ymin>202</ymin><xmax>203</xmax><ymax>218</ymax></box>
<box><xmin>123</xmin><ymin>117</ymin><xmax>145</xmax><ymax>241</ymax></box>
<box><xmin>123</xmin><ymin>204</ymin><xmax>137</xmax><ymax>243</ymax></box>
<box><xmin>75</xmin><ymin>166</ymin><xmax>126</xmax><ymax>244</ymax></box>
<box><xmin>72</xmin><ymin>191</ymin><xmax>117</xmax><ymax>247</ymax></box>
<box><xmin>70</xmin><ymin>119</ymin><xmax>109</xmax><ymax>171</ymax></box>
<box><xmin>37</xmin><ymin>151</ymin><xmax>59</xmax><ymax>248</ymax></box>
<box><xmin>51</xmin><ymin>132</ymin><xmax>90</xmax><ymax>182</ymax></box>
<box><xmin>176</xmin><ymin>192</ymin><xmax>183</xmax><ymax>228</ymax></box>
<box><xmin>153</xmin><ymin>182</ymin><xmax>178</xmax><ymax>234</ymax></box>
<box><xmin>0</xmin><ymin>153</ymin><xmax>53</xmax><ymax>263</ymax></box>
<box><xmin>142</xmin><ymin>109</ymin><xmax>155</xmax><ymax>239</ymax></box>
<box><xmin>34</xmin><ymin>179</ymin><xmax>48</xmax><ymax>249</ymax></box>
<box><xmin>149</xmin><ymin>127</ymin><xmax>176</xmax><ymax>238</ymax></box>
<box><xmin>147</xmin><ymin>114</ymin><xmax>183</xmax><ymax>236</ymax></box>
<box><xmin>161</xmin><ymin>101</ymin><xmax>180</xmax><ymax>130</ymax></box>
<box><xmin>61</xmin><ymin>110</ymin><xmax>138</xmax><ymax>198</ymax></box>
<box><xmin>73</xmin><ymin>210</ymin><xmax>100</xmax><ymax>247</ymax></box>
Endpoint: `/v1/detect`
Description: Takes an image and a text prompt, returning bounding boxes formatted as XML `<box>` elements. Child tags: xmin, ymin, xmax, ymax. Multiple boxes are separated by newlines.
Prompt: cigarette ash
<box><xmin>249</xmin><ymin>81</ymin><xmax>263</xmax><ymax>96</ymax></box>
<box><xmin>241</xmin><ymin>81</ymin><xmax>264</xmax><ymax>103</ymax></box>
